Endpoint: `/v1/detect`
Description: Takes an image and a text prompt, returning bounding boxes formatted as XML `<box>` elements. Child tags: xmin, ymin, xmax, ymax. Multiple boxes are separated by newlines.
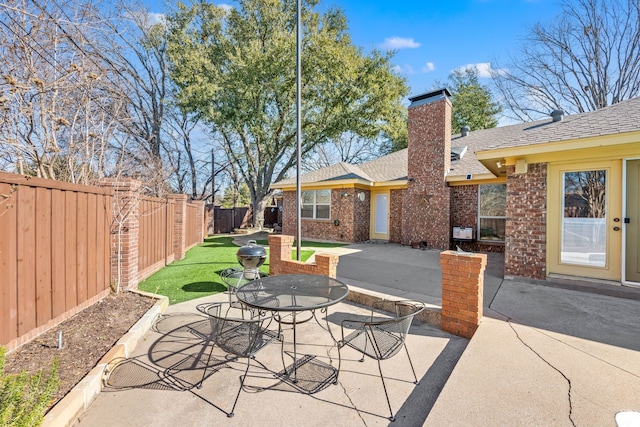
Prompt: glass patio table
<box><xmin>235</xmin><ymin>274</ymin><xmax>349</xmax><ymax>384</ymax></box>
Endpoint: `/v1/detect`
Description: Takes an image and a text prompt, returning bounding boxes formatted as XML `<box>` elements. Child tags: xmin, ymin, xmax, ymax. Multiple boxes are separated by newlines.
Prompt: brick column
<box><xmin>440</xmin><ymin>250</ymin><xmax>487</xmax><ymax>338</ymax></box>
<box><xmin>314</xmin><ymin>254</ymin><xmax>338</xmax><ymax>278</ymax></box>
<box><xmin>98</xmin><ymin>178</ymin><xmax>142</xmax><ymax>291</ymax></box>
<box><xmin>192</xmin><ymin>200</ymin><xmax>206</xmax><ymax>242</ymax></box>
<box><xmin>169</xmin><ymin>194</ymin><xmax>188</xmax><ymax>260</ymax></box>
<box><xmin>268</xmin><ymin>235</ymin><xmax>294</xmax><ymax>276</ymax></box>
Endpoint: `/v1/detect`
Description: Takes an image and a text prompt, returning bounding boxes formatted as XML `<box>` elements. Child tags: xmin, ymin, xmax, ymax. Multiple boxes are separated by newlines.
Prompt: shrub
<box><xmin>0</xmin><ymin>347</ymin><xmax>59</xmax><ymax>427</ymax></box>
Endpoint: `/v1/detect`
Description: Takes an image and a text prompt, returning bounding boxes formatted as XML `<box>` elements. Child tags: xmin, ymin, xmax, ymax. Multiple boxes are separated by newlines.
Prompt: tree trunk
<box><xmin>252</xmin><ymin>196</ymin><xmax>270</xmax><ymax>229</ymax></box>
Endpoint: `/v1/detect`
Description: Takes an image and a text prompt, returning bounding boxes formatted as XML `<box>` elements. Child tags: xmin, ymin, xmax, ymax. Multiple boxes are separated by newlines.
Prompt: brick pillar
<box><xmin>98</xmin><ymin>178</ymin><xmax>142</xmax><ymax>290</ymax></box>
<box><xmin>191</xmin><ymin>200</ymin><xmax>206</xmax><ymax>242</ymax></box>
<box><xmin>169</xmin><ymin>194</ymin><xmax>188</xmax><ymax>260</ymax></box>
<box><xmin>440</xmin><ymin>250</ymin><xmax>487</xmax><ymax>338</ymax></box>
<box><xmin>314</xmin><ymin>254</ymin><xmax>338</xmax><ymax>278</ymax></box>
<box><xmin>268</xmin><ymin>234</ymin><xmax>294</xmax><ymax>276</ymax></box>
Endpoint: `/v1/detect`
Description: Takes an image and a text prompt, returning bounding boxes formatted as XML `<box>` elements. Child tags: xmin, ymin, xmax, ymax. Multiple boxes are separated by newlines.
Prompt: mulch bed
<box><xmin>4</xmin><ymin>291</ymin><xmax>156</xmax><ymax>410</ymax></box>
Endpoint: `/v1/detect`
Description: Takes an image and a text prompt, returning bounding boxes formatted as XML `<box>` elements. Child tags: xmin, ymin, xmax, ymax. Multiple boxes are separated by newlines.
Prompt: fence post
<box><xmin>98</xmin><ymin>178</ymin><xmax>142</xmax><ymax>291</ymax></box>
<box><xmin>169</xmin><ymin>194</ymin><xmax>188</xmax><ymax>260</ymax></box>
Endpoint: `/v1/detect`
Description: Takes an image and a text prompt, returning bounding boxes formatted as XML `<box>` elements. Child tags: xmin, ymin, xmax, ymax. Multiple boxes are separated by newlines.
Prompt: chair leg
<box><xmin>228</xmin><ymin>357</ymin><xmax>252</xmax><ymax>418</ymax></box>
<box><xmin>403</xmin><ymin>343</ymin><xmax>419</xmax><ymax>384</ymax></box>
<box><xmin>376</xmin><ymin>359</ymin><xmax>395</xmax><ymax>422</ymax></box>
<box><xmin>196</xmin><ymin>339</ymin><xmax>217</xmax><ymax>389</ymax></box>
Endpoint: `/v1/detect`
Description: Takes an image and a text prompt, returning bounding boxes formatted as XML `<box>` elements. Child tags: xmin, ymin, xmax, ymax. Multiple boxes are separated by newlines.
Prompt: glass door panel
<box><xmin>561</xmin><ymin>170</ymin><xmax>607</xmax><ymax>267</ymax></box>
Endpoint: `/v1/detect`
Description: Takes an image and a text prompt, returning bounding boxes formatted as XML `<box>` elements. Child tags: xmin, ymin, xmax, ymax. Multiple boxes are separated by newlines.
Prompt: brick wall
<box><xmin>451</xmin><ymin>185</ymin><xmax>477</xmax><ymax>229</ymax></box>
<box><xmin>505</xmin><ymin>163</ymin><xmax>547</xmax><ymax>279</ymax></box>
<box><xmin>281</xmin><ymin>189</ymin><xmax>370</xmax><ymax>243</ymax></box>
<box><xmin>389</xmin><ymin>189</ymin><xmax>404</xmax><ymax>243</ymax></box>
<box><xmin>402</xmin><ymin>95</ymin><xmax>452</xmax><ymax>249</ymax></box>
<box><xmin>450</xmin><ymin>185</ymin><xmax>477</xmax><ymax>252</ymax></box>
<box><xmin>440</xmin><ymin>250</ymin><xmax>487</xmax><ymax>338</ymax></box>
<box><xmin>268</xmin><ymin>235</ymin><xmax>339</xmax><ymax>277</ymax></box>
<box><xmin>353</xmin><ymin>190</ymin><xmax>371</xmax><ymax>241</ymax></box>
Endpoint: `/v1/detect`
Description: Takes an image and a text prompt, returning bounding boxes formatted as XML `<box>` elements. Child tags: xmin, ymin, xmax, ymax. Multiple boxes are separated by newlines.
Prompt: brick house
<box><xmin>271</xmin><ymin>89</ymin><xmax>640</xmax><ymax>285</ymax></box>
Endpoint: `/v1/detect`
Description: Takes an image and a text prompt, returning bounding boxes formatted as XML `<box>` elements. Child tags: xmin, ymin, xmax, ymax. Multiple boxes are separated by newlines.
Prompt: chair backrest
<box><xmin>365</xmin><ymin>300</ymin><xmax>425</xmax><ymax>360</ymax></box>
<box><xmin>200</xmin><ymin>303</ymin><xmax>273</xmax><ymax>358</ymax></box>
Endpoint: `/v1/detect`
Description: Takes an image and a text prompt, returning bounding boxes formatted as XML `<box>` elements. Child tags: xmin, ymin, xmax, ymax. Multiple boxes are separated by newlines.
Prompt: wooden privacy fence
<box><xmin>1</xmin><ymin>172</ymin><xmax>207</xmax><ymax>351</ymax></box>
<box><xmin>137</xmin><ymin>196</ymin><xmax>175</xmax><ymax>281</ymax></box>
<box><xmin>0</xmin><ymin>173</ymin><xmax>112</xmax><ymax>351</ymax></box>
<box><xmin>210</xmin><ymin>205</ymin><xmax>281</xmax><ymax>234</ymax></box>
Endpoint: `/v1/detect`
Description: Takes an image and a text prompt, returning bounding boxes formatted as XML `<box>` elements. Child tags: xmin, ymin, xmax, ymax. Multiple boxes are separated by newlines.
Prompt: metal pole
<box><xmin>214</xmin><ymin>148</ymin><xmax>216</xmax><ymax>236</ymax></box>
<box><xmin>211</xmin><ymin>148</ymin><xmax>216</xmax><ymax>206</ymax></box>
<box><xmin>295</xmin><ymin>0</ymin><xmax>302</xmax><ymax>260</ymax></box>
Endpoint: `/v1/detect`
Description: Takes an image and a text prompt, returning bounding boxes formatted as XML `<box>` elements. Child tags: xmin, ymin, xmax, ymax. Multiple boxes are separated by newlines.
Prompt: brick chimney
<box><xmin>401</xmin><ymin>88</ymin><xmax>452</xmax><ymax>250</ymax></box>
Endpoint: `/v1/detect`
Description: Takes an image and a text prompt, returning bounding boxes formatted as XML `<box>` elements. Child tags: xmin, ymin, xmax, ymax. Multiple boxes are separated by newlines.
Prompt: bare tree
<box><xmin>493</xmin><ymin>0</ymin><xmax>640</xmax><ymax>121</ymax></box>
<box><xmin>0</xmin><ymin>0</ymin><xmax>125</xmax><ymax>182</ymax></box>
<box><xmin>163</xmin><ymin>107</ymin><xmax>226</xmax><ymax>201</ymax></box>
<box><xmin>302</xmin><ymin>132</ymin><xmax>385</xmax><ymax>172</ymax></box>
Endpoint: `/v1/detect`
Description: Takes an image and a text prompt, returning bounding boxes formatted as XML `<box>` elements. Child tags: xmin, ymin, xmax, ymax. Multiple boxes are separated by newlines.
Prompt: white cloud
<box><xmin>456</xmin><ymin>62</ymin><xmax>507</xmax><ymax>78</ymax></box>
<box><xmin>380</xmin><ymin>37</ymin><xmax>421</xmax><ymax>50</ymax></box>
<box><xmin>393</xmin><ymin>64</ymin><xmax>416</xmax><ymax>75</ymax></box>
<box><xmin>147</xmin><ymin>12</ymin><xmax>165</xmax><ymax>26</ymax></box>
<box><xmin>422</xmin><ymin>62</ymin><xmax>436</xmax><ymax>73</ymax></box>
<box><xmin>124</xmin><ymin>11</ymin><xmax>166</xmax><ymax>28</ymax></box>
<box><xmin>218</xmin><ymin>3</ymin><xmax>233</xmax><ymax>12</ymax></box>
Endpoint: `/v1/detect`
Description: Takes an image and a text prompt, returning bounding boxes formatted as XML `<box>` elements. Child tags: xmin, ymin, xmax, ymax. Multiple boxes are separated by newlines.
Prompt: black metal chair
<box><xmin>196</xmin><ymin>302</ymin><xmax>279</xmax><ymax>417</ymax></box>
<box><xmin>220</xmin><ymin>267</ymin><xmax>268</xmax><ymax>308</ymax></box>
<box><xmin>338</xmin><ymin>299</ymin><xmax>425</xmax><ymax>422</ymax></box>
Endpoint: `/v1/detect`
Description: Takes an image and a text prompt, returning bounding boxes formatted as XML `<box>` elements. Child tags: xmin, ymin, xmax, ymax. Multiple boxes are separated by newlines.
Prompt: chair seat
<box><xmin>215</xmin><ymin>322</ymin><xmax>279</xmax><ymax>356</ymax></box>
<box><xmin>342</xmin><ymin>326</ymin><xmax>404</xmax><ymax>360</ymax></box>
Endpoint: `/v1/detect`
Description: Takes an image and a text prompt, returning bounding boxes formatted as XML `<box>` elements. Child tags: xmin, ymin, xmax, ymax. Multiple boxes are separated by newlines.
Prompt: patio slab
<box><xmin>74</xmin><ymin>292</ymin><xmax>468</xmax><ymax>427</ymax></box>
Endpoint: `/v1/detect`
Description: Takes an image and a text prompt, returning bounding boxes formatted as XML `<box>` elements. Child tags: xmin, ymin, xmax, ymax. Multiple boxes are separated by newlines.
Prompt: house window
<box><xmin>478</xmin><ymin>184</ymin><xmax>506</xmax><ymax>241</ymax></box>
<box><xmin>301</xmin><ymin>189</ymin><xmax>331</xmax><ymax>219</ymax></box>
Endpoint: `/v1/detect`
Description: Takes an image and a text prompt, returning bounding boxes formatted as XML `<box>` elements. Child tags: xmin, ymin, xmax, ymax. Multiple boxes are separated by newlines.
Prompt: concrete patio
<box><xmin>74</xmin><ymin>288</ymin><xmax>466</xmax><ymax>426</ymax></box>
<box><xmin>70</xmin><ymin>238</ymin><xmax>640</xmax><ymax>426</ymax></box>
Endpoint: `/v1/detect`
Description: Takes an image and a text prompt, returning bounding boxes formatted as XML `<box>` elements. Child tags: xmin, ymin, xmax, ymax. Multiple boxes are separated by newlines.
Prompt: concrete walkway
<box><xmin>73</xmin><ymin>234</ymin><xmax>640</xmax><ymax>426</ymax></box>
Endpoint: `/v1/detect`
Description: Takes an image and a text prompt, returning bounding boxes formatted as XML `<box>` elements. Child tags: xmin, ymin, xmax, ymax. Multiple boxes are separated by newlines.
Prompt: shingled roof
<box><xmin>272</xmin><ymin>96</ymin><xmax>640</xmax><ymax>188</ymax></box>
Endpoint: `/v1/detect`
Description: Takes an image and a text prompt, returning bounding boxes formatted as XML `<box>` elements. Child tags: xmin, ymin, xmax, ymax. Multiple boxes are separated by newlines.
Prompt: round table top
<box><xmin>236</xmin><ymin>274</ymin><xmax>349</xmax><ymax>312</ymax></box>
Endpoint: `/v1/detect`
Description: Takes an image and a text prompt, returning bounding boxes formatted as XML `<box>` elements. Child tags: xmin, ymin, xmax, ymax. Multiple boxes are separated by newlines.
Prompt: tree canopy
<box><xmin>493</xmin><ymin>0</ymin><xmax>640</xmax><ymax>121</ymax></box>
<box><xmin>166</xmin><ymin>0</ymin><xmax>408</xmax><ymax>225</ymax></box>
<box><xmin>445</xmin><ymin>67</ymin><xmax>502</xmax><ymax>132</ymax></box>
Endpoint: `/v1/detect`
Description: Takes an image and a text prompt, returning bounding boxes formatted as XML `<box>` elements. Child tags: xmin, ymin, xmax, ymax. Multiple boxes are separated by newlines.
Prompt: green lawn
<box><xmin>138</xmin><ymin>235</ymin><xmax>314</xmax><ymax>305</ymax></box>
<box><xmin>255</xmin><ymin>239</ymin><xmax>347</xmax><ymax>249</ymax></box>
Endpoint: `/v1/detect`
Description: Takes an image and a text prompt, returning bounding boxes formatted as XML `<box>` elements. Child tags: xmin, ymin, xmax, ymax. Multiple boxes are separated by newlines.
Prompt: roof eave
<box><xmin>271</xmin><ymin>178</ymin><xmax>374</xmax><ymax>190</ymax></box>
<box><xmin>446</xmin><ymin>172</ymin><xmax>498</xmax><ymax>183</ymax></box>
<box><xmin>476</xmin><ymin>131</ymin><xmax>640</xmax><ymax>165</ymax></box>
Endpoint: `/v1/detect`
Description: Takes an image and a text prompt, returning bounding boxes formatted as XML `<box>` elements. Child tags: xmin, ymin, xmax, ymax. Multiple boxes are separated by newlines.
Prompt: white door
<box><xmin>548</xmin><ymin>161</ymin><xmax>622</xmax><ymax>281</ymax></box>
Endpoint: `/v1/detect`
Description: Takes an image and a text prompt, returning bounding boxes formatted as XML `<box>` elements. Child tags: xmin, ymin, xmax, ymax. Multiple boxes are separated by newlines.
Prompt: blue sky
<box><xmin>331</xmin><ymin>0</ymin><xmax>562</xmax><ymax>96</ymax></box>
<box><xmin>147</xmin><ymin>0</ymin><xmax>563</xmax><ymax>96</ymax></box>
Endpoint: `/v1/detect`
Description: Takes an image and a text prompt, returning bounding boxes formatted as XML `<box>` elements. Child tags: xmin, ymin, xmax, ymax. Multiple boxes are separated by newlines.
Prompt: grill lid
<box><xmin>236</xmin><ymin>240</ymin><xmax>267</xmax><ymax>268</ymax></box>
